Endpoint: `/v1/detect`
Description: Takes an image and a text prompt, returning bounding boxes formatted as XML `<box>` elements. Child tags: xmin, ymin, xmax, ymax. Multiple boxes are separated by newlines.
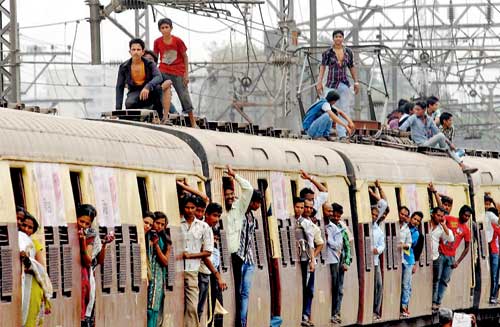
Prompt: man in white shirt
<box><xmin>180</xmin><ymin>195</ymin><xmax>213</xmax><ymax>327</ymax></box>
<box><xmin>430</xmin><ymin>206</ymin><xmax>454</xmax><ymax>311</ymax></box>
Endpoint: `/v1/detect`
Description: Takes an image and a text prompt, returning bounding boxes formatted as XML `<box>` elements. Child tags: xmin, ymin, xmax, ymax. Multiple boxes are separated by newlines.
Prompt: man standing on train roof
<box><xmin>154</xmin><ymin>18</ymin><xmax>198</xmax><ymax>128</ymax></box>
<box><xmin>399</xmin><ymin>101</ymin><xmax>477</xmax><ymax>174</ymax></box>
<box><xmin>302</xmin><ymin>90</ymin><xmax>354</xmax><ymax>141</ymax></box>
<box><xmin>434</xmin><ymin>205</ymin><xmax>472</xmax><ymax>309</ymax></box>
<box><xmin>429</xmin><ymin>206</ymin><xmax>455</xmax><ymax>311</ymax></box>
<box><xmin>316</xmin><ymin>30</ymin><xmax>359</xmax><ymax>139</ymax></box>
<box><xmin>222</xmin><ymin>165</ymin><xmax>256</xmax><ymax>327</ymax></box>
<box><xmin>115</xmin><ymin>38</ymin><xmax>164</xmax><ymax>118</ymax></box>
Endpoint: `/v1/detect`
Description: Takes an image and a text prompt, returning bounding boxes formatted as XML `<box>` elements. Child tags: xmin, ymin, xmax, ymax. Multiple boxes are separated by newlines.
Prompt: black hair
<box><xmin>415</xmin><ymin>101</ymin><xmax>427</xmax><ymax>110</ymax></box>
<box><xmin>439</xmin><ymin>112</ymin><xmax>453</xmax><ymax>125</ymax></box>
<box><xmin>458</xmin><ymin>205</ymin><xmax>473</xmax><ymax>217</ymax></box>
<box><xmin>23</xmin><ymin>213</ymin><xmax>39</xmax><ymax>234</ymax></box>
<box><xmin>485</xmin><ymin>195</ymin><xmax>496</xmax><ymax>206</ymax></box>
<box><xmin>487</xmin><ymin>207</ymin><xmax>499</xmax><ymax>216</ymax></box>
<box><xmin>402</xmin><ymin>102</ymin><xmax>415</xmax><ymax>114</ymax></box>
<box><xmin>441</xmin><ymin>196</ymin><xmax>453</xmax><ymax>205</ymax></box>
<box><xmin>193</xmin><ymin>196</ymin><xmax>207</xmax><ymax>209</ymax></box>
<box><xmin>206</xmin><ymin>202</ymin><xmax>223</xmax><ymax>215</ymax></box>
<box><xmin>143</xmin><ymin>211</ymin><xmax>155</xmax><ymax>220</ymax></box>
<box><xmin>431</xmin><ymin>206</ymin><xmax>445</xmax><ymax>215</ymax></box>
<box><xmin>299</xmin><ymin>187</ymin><xmax>314</xmax><ymax>198</ymax></box>
<box><xmin>76</xmin><ymin>204</ymin><xmax>97</xmax><ymax>221</ymax></box>
<box><xmin>332</xmin><ymin>30</ymin><xmax>344</xmax><ymax>37</ymax></box>
<box><xmin>158</xmin><ymin>18</ymin><xmax>173</xmax><ymax>29</ymax></box>
<box><xmin>180</xmin><ymin>194</ymin><xmax>198</xmax><ymax>210</ymax></box>
<box><xmin>153</xmin><ymin>211</ymin><xmax>168</xmax><ymax>223</ymax></box>
<box><xmin>129</xmin><ymin>38</ymin><xmax>145</xmax><ymax>50</ymax></box>
<box><xmin>427</xmin><ymin>96</ymin><xmax>439</xmax><ymax>107</ymax></box>
<box><xmin>326</xmin><ymin>90</ymin><xmax>340</xmax><ymax>103</ymax></box>
<box><xmin>143</xmin><ymin>50</ymin><xmax>158</xmax><ymax>63</ymax></box>
<box><xmin>331</xmin><ymin>202</ymin><xmax>344</xmax><ymax>214</ymax></box>
<box><xmin>251</xmin><ymin>190</ymin><xmax>263</xmax><ymax>203</ymax></box>
<box><xmin>398</xmin><ymin>98</ymin><xmax>409</xmax><ymax>109</ymax></box>
<box><xmin>399</xmin><ymin>206</ymin><xmax>410</xmax><ymax>214</ymax></box>
<box><xmin>411</xmin><ymin>211</ymin><xmax>424</xmax><ymax>219</ymax></box>
<box><xmin>293</xmin><ymin>197</ymin><xmax>305</xmax><ymax>205</ymax></box>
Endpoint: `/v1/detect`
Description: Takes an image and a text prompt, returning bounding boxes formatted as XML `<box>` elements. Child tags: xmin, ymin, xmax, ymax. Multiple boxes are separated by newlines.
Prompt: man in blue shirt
<box><xmin>399</xmin><ymin>101</ymin><xmax>477</xmax><ymax>174</ymax></box>
<box><xmin>400</xmin><ymin>211</ymin><xmax>423</xmax><ymax>317</ymax></box>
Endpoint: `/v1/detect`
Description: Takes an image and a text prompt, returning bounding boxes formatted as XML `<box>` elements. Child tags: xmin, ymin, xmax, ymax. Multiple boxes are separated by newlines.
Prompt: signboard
<box><xmin>34</xmin><ymin>163</ymin><xmax>66</xmax><ymax>227</ymax></box>
<box><xmin>270</xmin><ymin>172</ymin><xmax>288</xmax><ymax>220</ymax></box>
<box><xmin>92</xmin><ymin>167</ymin><xmax>120</xmax><ymax>227</ymax></box>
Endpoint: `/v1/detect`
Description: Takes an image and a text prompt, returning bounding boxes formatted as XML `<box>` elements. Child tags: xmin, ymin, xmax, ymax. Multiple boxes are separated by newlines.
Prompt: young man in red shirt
<box><xmin>433</xmin><ymin>204</ymin><xmax>472</xmax><ymax>308</ymax></box>
<box><xmin>154</xmin><ymin>18</ymin><xmax>197</xmax><ymax>128</ymax></box>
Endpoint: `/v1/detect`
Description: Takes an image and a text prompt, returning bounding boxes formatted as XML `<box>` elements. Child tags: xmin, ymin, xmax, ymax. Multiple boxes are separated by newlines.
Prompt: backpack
<box><xmin>302</xmin><ymin>99</ymin><xmax>328</xmax><ymax>131</ymax></box>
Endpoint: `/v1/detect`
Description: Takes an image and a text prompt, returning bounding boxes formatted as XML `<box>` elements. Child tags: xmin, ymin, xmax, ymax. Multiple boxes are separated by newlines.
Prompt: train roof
<box><xmin>105</xmin><ymin>122</ymin><xmax>347</xmax><ymax>178</ymax></box>
<box><xmin>0</xmin><ymin>110</ymin><xmax>202</xmax><ymax>174</ymax></box>
<box><xmin>464</xmin><ymin>156</ymin><xmax>500</xmax><ymax>186</ymax></box>
<box><xmin>321</xmin><ymin>141</ymin><xmax>468</xmax><ymax>185</ymax></box>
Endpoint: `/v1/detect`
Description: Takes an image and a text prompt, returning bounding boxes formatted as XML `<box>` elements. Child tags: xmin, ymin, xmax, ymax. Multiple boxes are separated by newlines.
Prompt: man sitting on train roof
<box><xmin>302</xmin><ymin>90</ymin><xmax>354</xmax><ymax>141</ymax></box>
<box><xmin>399</xmin><ymin>101</ymin><xmax>477</xmax><ymax>174</ymax></box>
<box><xmin>115</xmin><ymin>38</ymin><xmax>164</xmax><ymax>119</ymax></box>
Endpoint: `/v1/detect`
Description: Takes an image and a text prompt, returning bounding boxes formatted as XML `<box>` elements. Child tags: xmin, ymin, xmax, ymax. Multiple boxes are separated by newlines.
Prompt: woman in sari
<box><xmin>19</xmin><ymin>214</ymin><xmax>52</xmax><ymax>327</ymax></box>
<box><xmin>77</xmin><ymin>204</ymin><xmax>114</xmax><ymax>327</ymax></box>
<box><xmin>147</xmin><ymin>211</ymin><xmax>171</xmax><ymax>327</ymax></box>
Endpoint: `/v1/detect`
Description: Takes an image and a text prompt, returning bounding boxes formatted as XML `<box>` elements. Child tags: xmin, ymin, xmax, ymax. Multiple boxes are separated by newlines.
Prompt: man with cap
<box><xmin>316</xmin><ymin>29</ymin><xmax>359</xmax><ymax>138</ymax></box>
<box><xmin>302</xmin><ymin>90</ymin><xmax>354</xmax><ymax>141</ymax></box>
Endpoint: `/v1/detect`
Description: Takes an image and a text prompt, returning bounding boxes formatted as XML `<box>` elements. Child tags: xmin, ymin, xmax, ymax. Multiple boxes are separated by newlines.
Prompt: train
<box><xmin>0</xmin><ymin>108</ymin><xmax>499</xmax><ymax>326</ymax></box>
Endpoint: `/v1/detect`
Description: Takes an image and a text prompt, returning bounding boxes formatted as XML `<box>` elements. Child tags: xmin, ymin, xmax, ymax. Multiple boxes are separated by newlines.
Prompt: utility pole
<box><xmin>0</xmin><ymin>0</ymin><xmax>20</xmax><ymax>102</ymax></box>
<box><xmin>309</xmin><ymin>0</ymin><xmax>317</xmax><ymax>105</ymax></box>
<box><xmin>88</xmin><ymin>0</ymin><xmax>102</xmax><ymax>64</ymax></box>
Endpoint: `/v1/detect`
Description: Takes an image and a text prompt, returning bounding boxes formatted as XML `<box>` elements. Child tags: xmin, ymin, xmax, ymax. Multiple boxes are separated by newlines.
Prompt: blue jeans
<box><xmin>490</xmin><ymin>253</ymin><xmax>500</xmax><ymax>300</ymax></box>
<box><xmin>306</xmin><ymin>112</ymin><xmax>332</xmax><ymax>139</ymax></box>
<box><xmin>330</xmin><ymin>263</ymin><xmax>345</xmax><ymax>316</ymax></box>
<box><xmin>324</xmin><ymin>82</ymin><xmax>352</xmax><ymax>138</ymax></box>
<box><xmin>432</xmin><ymin>255</ymin><xmax>454</xmax><ymax>305</ymax></box>
<box><xmin>300</xmin><ymin>261</ymin><xmax>316</xmax><ymax>319</ymax></box>
<box><xmin>240</xmin><ymin>262</ymin><xmax>255</xmax><ymax>327</ymax></box>
<box><xmin>373</xmin><ymin>264</ymin><xmax>383</xmax><ymax>315</ymax></box>
<box><xmin>401</xmin><ymin>263</ymin><xmax>414</xmax><ymax>307</ymax></box>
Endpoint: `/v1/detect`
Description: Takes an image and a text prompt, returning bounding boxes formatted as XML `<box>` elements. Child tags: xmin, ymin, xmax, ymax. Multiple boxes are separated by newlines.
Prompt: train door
<box><xmin>275</xmin><ymin>174</ymin><xmax>303</xmax><ymax>326</ymax></box>
<box><xmin>474</xmin><ymin>186</ymin><xmax>491</xmax><ymax>310</ymax></box>
<box><xmin>326</xmin><ymin>176</ymin><xmax>359</xmax><ymax>326</ymax></box>
<box><xmin>354</xmin><ymin>180</ymin><xmax>375</xmax><ymax>325</ymax></box>
<box><xmin>1</xmin><ymin>164</ymin><xmax>22</xmax><ymax>326</ymax></box>
<box><xmin>373</xmin><ymin>182</ymin><xmax>401</xmax><ymax>323</ymax></box>
<box><xmin>440</xmin><ymin>184</ymin><xmax>474</xmax><ymax>310</ymax></box>
<box><xmin>404</xmin><ymin>184</ymin><xmax>433</xmax><ymax>317</ymax></box>
<box><xmin>237</xmin><ymin>171</ymin><xmax>271</xmax><ymax>327</ymax></box>
<box><xmin>33</xmin><ymin>164</ymin><xmax>81</xmax><ymax>326</ymax></box>
<box><xmin>150</xmin><ymin>173</ymin><xmax>184</xmax><ymax>326</ymax></box>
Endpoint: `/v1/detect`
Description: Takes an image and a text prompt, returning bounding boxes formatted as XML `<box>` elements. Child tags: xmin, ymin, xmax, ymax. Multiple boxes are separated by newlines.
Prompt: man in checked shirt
<box><xmin>316</xmin><ymin>30</ymin><xmax>360</xmax><ymax>139</ymax></box>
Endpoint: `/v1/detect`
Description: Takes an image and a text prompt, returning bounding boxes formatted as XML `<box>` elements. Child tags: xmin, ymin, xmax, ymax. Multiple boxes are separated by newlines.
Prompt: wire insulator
<box><xmin>487</xmin><ymin>3</ymin><xmax>493</xmax><ymax>23</ymax></box>
<box><xmin>448</xmin><ymin>1</ymin><xmax>455</xmax><ymax>24</ymax></box>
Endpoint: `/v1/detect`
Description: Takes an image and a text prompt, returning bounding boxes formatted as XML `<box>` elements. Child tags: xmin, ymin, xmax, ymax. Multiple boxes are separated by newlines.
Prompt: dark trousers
<box><xmin>125</xmin><ymin>85</ymin><xmax>163</xmax><ymax>118</ymax></box>
<box><xmin>330</xmin><ymin>263</ymin><xmax>345</xmax><ymax>317</ymax></box>
<box><xmin>161</xmin><ymin>73</ymin><xmax>194</xmax><ymax>113</ymax></box>
<box><xmin>207</xmin><ymin>272</ymin><xmax>224</xmax><ymax>327</ymax></box>
<box><xmin>232</xmin><ymin>253</ymin><xmax>243</xmax><ymax>327</ymax></box>
<box><xmin>197</xmin><ymin>272</ymin><xmax>211</xmax><ymax>321</ymax></box>
<box><xmin>300</xmin><ymin>261</ymin><xmax>315</xmax><ymax>320</ymax></box>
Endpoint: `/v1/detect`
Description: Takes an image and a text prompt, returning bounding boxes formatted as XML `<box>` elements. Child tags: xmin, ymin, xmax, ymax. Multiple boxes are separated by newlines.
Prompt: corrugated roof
<box><xmin>0</xmin><ymin>110</ymin><xmax>201</xmax><ymax>173</ymax></box>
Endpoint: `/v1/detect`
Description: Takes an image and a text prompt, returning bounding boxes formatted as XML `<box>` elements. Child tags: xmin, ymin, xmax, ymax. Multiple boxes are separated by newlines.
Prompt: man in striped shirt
<box><xmin>235</xmin><ymin>190</ymin><xmax>263</xmax><ymax>327</ymax></box>
<box><xmin>316</xmin><ymin>30</ymin><xmax>359</xmax><ymax>139</ymax></box>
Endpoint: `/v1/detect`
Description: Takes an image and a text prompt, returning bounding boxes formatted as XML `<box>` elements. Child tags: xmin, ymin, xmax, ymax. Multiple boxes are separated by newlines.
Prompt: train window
<box><xmin>114</xmin><ymin>226</ymin><xmax>126</xmax><ymax>293</ymax></box>
<box><xmin>44</xmin><ymin>226</ymin><xmax>58</xmax><ymax>299</ymax></box>
<box><xmin>0</xmin><ymin>225</ymin><xmax>12</xmax><ymax>302</ymax></box>
<box><xmin>290</xmin><ymin>180</ymin><xmax>298</xmax><ymax>198</ymax></box>
<box><xmin>136</xmin><ymin>176</ymin><xmax>149</xmax><ymax>215</ymax></box>
<box><xmin>10</xmin><ymin>167</ymin><xmax>26</xmax><ymax>208</ymax></box>
<box><xmin>70</xmin><ymin>171</ymin><xmax>82</xmax><ymax>209</ymax></box>
<box><xmin>99</xmin><ymin>226</ymin><xmax>113</xmax><ymax>294</ymax></box>
<box><xmin>395</xmin><ymin>187</ymin><xmax>402</xmax><ymax>211</ymax></box>
<box><xmin>59</xmin><ymin>226</ymin><xmax>72</xmax><ymax>297</ymax></box>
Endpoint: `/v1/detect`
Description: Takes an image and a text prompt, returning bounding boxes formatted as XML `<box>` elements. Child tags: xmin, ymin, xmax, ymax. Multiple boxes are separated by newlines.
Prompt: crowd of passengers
<box><xmin>16</xmin><ymin>164</ymin><xmax>499</xmax><ymax>327</ymax></box>
<box><xmin>114</xmin><ymin>19</ymin><xmax>477</xmax><ymax>177</ymax></box>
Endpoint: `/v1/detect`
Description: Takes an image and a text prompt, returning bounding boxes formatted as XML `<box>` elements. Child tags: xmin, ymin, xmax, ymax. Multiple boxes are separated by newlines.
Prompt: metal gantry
<box><xmin>0</xmin><ymin>0</ymin><xmax>20</xmax><ymax>102</ymax></box>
